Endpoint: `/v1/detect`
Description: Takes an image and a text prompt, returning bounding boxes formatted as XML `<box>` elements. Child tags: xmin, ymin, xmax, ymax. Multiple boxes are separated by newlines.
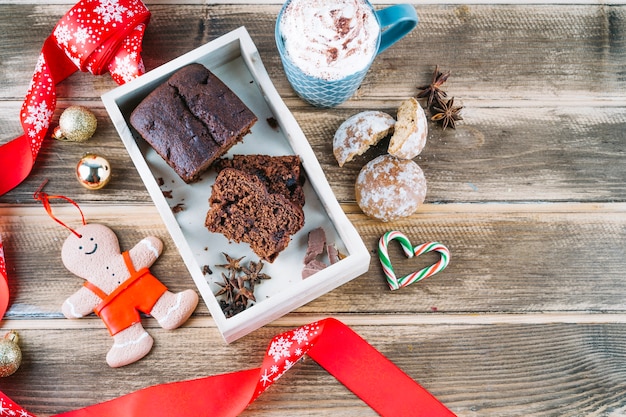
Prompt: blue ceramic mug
<box><xmin>275</xmin><ymin>0</ymin><xmax>418</xmax><ymax>108</ymax></box>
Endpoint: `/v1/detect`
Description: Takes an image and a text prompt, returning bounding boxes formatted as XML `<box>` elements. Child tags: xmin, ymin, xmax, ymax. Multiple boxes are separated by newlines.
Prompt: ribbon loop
<box><xmin>51</xmin><ymin>0</ymin><xmax>150</xmax><ymax>76</ymax></box>
<box><xmin>0</xmin><ymin>318</ymin><xmax>455</xmax><ymax>417</ymax></box>
<box><xmin>0</xmin><ymin>0</ymin><xmax>151</xmax><ymax>196</ymax></box>
<box><xmin>33</xmin><ymin>180</ymin><xmax>87</xmax><ymax>238</ymax></box>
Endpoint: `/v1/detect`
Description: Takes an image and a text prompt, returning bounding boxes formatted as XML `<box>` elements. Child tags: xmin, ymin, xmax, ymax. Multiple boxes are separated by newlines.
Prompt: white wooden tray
<box><xmin>102</xmin><ymin>26</ymin><xmax>370</xmax><ymax>343</ymax></box>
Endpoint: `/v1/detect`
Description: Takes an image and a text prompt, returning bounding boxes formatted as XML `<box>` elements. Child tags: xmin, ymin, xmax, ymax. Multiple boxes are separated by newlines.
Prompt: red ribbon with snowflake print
<box><xmin>0</xmin><ymin>318</ymin><xmax>456</xmax><ymax>417</ymax></box>
<box><xmin>0</xmin><ymin>0</ymin><xmax>151</xmax><ymax>196</ymax></box>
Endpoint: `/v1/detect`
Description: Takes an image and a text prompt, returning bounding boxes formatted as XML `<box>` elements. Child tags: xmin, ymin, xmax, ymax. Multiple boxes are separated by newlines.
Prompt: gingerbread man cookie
<box><xmin>61</xmin><ymin>223</ymin><xmax>198</xmax><ymax>368</ymax></box>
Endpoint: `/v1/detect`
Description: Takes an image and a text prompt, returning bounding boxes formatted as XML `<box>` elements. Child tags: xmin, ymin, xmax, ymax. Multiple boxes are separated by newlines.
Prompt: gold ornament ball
<box><xmin>53</xmin><ymin>105</ymin><xmax>97</xmax><ymax>142</ymax></box>
<box><xmin>76</xmin><ymin>154</ymin><xmax>111</xmax><ymax>190</ymax></box>
<box><xmin>0</xmin><ymin>331</ymin><xmax>22</xmax><ymax>378</ymax></box>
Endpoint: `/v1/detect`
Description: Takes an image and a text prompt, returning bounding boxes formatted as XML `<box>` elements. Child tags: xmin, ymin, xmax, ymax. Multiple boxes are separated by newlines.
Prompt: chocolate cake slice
<box><xmin>130</xmin><ymin>63</ymin><xmax>257</xmax><ymax>183</ymax></box>
<box><xmin>214</xmin><ymin>154</ymin><xmax>306</xmax><ymax>209</ymax></box>
<box><xmin>205</xmin><ymin>168</ymin><xmax>305</xmax><ymax>263</ymax></box>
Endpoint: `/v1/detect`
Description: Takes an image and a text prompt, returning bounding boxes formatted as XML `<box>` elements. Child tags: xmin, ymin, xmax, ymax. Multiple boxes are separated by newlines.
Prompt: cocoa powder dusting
<box><xmin>335</xmin><ymin>16</ymin><xmax>351</xmax><ymax>36</ymax></box>
<box><xmin>327</xmin><ymin>47</ymin><xmax>339</xmax><ymax>63</ymax></box>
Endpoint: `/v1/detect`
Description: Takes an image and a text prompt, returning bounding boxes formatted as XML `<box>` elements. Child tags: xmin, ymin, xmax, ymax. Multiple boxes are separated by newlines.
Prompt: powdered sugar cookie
<box><xmin>355</xmin><ymin>154</ymin><xmax>427</xmax><ymax>222</ymax></box>
<box><xmin>388</xmin><ymin>97</ymin><xmax>428</xmax><ymax>159</ymax></box>
<box><xmin>333</xmin><ymin>111</ymin><xmax>395</xmax><ymax>167</ymax></box>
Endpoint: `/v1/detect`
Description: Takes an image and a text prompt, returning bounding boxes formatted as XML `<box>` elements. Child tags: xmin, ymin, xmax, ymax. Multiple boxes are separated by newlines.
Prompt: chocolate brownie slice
<box><xmin>214</xmin><ymin>155</ymin><xmax>306</xmax><ymax>209</ymax></box>
<box><xmin>130</xmin><ymin>64</ymin><xmax>257</xmax><ymax>183</ymax></box>
<box><xmin>205</xmin><ymin>168</ymin><xmax>305</xmax><ymax>263</ymax></box>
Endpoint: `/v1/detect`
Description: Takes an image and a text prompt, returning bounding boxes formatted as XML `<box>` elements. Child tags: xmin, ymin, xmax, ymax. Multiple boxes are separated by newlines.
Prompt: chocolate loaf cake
<box><xmin>214</xmin><ymin>154</ymin><xmax>306</xmax><ymax>209</ymax></box>
<box><xmin>205</xmin><ymin>168</ymin><xmax>305</xmax><ymax>263</ymax></box>
<box><xmin>130</xmin><ymin>64</ymin><xmax>257</xmax><ymax>183</ymax></box>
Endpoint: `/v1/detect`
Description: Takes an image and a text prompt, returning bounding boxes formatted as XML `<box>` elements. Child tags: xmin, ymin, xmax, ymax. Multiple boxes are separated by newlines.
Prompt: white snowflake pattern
<box><xmin>267</xmin><ymin>336</ymin><xmax>293</xmax><ymax>362</ymax></box>
<box><xmin>95</xmin><ymin>0</ymin><xmax>128</xmax><ymax>24</ymax></box>
<box><xmin>73</xmin><ymin>27</ymin><xmax>90</xmax><ymax>45</ymax></box>
<box><xmin>291</xmin><ymin>327</ymin><xmax>310</xmax><ymax>344</ymax></box>
<box><xmin>259</xmin><ymin>369</ymin><xmax>272</xmax><ymax>387</ymax></box>
<box><xmin>111</xmin><ymin>54</ymin><xmax>137</xmax><ymax>83</ymax></box>
<box><xmin>26</xmin><ymin>78</ymin><xmax>37</xmax><ymax>94</ymax></box>
<box><xmin>69</xmin><ymin>54</ymin><xmax>82</xmax><ymax>70</ymax></box>
<box><xmin>255</xmin><ymin>322</ymin><xmax>325</xmax><ymax>396</ymax></box>
<box><xmin>34</xmin><ymin>54</ymin><xmax>46</xmax><ymax>74</ymax></box>
<box><xmin>53</xmin><ymin>24</ymin><xmax>72</xmax><ymax>46</ymax></box>
<box><xmin>0</xmin><ymin>398</ymin><xmax>35</xmax><ymax>417</ymax></box>
<box><xmin>24</xmin><ymin>101</ymin><xmax>53</xmax><ymax>134</ymax></box>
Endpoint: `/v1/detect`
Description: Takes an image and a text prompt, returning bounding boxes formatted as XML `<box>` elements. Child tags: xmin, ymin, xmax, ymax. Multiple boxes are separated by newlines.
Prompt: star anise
<box><xmin>213</xmin><ymin>254</ymin><xmax>273</xmax><ymax>317</ymax></box>
<box><xmin>216</xmin><ymin>253</ymin><xmax>245</xmax><ymax>272</ymax></box>
<box><xmin>431</xmin><ymin>97</ymin><xmax>463</xmax><ymax>130</ymax></box>
<box><xmin>417</xmin><ymin>65</ymin><xmax>450</xmax><ymax>108</ymax></box>
<box><xmin>235</xmin><ymin>284</ymin><xmax>256</xmax><ymax>304</ymax></box>
<box><xmin>214</xmin><ymin>272</ymin><xmax>236</xmax><ymax>301</ymax></box>
<box><xmin>241</xmin><ymin>260</ymin><xmax>271</xmax><ymax>289</ymax></box>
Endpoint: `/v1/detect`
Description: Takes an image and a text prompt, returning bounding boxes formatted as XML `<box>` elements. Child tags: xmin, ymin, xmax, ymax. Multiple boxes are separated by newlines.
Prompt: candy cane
<box><xmin>378</xmin><ymin>230</ymin><xmax>450</xmax><ymax>291</ymax></box>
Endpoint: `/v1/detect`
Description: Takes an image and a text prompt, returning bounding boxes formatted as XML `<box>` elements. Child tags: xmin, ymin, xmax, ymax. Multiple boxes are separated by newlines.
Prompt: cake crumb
<box><xmin>267</xmin><ymin>117</ymin><xmax>279</xmax><ymax>130</ymax></box>
<box><xmin>172</xmin><ymin>203</ymin><xmax>185</xmax><ymax>213</ymax></box>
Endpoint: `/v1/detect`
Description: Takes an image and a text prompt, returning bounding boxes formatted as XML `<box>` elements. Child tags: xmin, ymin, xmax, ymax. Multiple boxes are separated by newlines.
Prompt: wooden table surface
<box><xmin>1</xmin><ymin>0</ymin><xmax>625</xmax><ymax>415</ymax></box>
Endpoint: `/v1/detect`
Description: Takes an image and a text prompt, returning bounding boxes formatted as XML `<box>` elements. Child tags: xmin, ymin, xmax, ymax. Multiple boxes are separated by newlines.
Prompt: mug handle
<box><xmin>376</xmin><ymin>4</ymin><xmax>418</xmax><ymax>55</ymax></box>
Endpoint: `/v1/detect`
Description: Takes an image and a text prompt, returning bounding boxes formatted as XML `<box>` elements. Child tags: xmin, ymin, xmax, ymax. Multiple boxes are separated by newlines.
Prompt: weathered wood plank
<box><xmin>1</xmin><ymin>102</ymin><xmax>625</xmax><ymax>204</ymax></box>
<box><xmin>1</xmin><ymin>322</ymin><xmax>625</xmax><ymax>416</ymax></box>
<box><xmin>1</xmin><ymin>203</ymin><xmax>625</xmax><ymax>318</ymax></box>
<box><xmin>0</xmin><ymin>5</ymin><xmax>625</xmax><ymax>101</ymax></box>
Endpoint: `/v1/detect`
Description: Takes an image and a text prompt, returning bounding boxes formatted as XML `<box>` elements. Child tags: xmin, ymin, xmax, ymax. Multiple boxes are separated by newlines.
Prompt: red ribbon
<box><xmin>0</xmin><ymin>238</ymin><xmax>8</xmax><ymax>321</ymax></box>
<box><xmin>0</xmin><ymin>318</ymin><xmax>455</xmax><ymax>416</ymax></box>
<box><xmin>0</xmin><ymin>0</ymin><xmax>151</xmax><ymax>196</ymax></box>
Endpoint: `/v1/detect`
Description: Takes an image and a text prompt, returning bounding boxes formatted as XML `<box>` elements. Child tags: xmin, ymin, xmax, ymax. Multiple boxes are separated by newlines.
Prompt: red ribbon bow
<box><xmin>0</xmin><ymin>318</ymin><xmax>455</xmax><ymax>416</ymax></box>
<box><xmin>0</xmin><ymin>0</ymin><xmax>151</xmax><ymax>196</ymax></box>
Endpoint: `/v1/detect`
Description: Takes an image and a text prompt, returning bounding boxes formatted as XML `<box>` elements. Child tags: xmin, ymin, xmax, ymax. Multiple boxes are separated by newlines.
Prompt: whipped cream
<box><xmin>279</xmin><ymin>0</ymin><xmax>380</xmax><ymax>81</ymax></box>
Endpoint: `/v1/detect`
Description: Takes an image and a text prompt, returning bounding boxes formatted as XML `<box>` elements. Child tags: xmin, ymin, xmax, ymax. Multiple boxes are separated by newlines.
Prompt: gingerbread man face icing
<box><xmin>62</xmin><ymin>224</ymin><xmax>120</xmax><ymax>279</ymax></box>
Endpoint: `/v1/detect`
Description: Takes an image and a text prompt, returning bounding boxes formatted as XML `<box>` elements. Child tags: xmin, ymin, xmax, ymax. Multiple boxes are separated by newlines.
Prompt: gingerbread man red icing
<box><xmin>61</xmin><ymin>223</ymin><xmax>198</xmax><ymax>367</ymax></box>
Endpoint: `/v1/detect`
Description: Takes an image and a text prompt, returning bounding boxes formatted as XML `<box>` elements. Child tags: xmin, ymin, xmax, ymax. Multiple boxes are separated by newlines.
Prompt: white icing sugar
<box><xmin>334</xmin><ymin>111</ymin><xmax>395</xmax><ymax>166</ymax></box>
<box><xmin>280</xmin><ymin>0</ymin><xmax>380</xmax><ymax>81</ymax></box>
<box><xmin>63</xmin><ymin>299</ymin><xmax>83</xmax><ymax>318</ymax></box>
<box><xmin>356</xmin><ymin>155</ymin><xmax>426</xmax><ymax>221</ymax></box>
<box><xmin>140</xmin><ymin>238</ymin><xmax>159</xmax><ymax>258</ymax></box>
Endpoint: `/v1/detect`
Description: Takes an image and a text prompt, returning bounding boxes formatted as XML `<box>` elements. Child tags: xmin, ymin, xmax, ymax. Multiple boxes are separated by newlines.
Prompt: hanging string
<box><xmin>33</xmin><ymin>180</ymin><xmax>86</xmax><ymax>238</ymax></box>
